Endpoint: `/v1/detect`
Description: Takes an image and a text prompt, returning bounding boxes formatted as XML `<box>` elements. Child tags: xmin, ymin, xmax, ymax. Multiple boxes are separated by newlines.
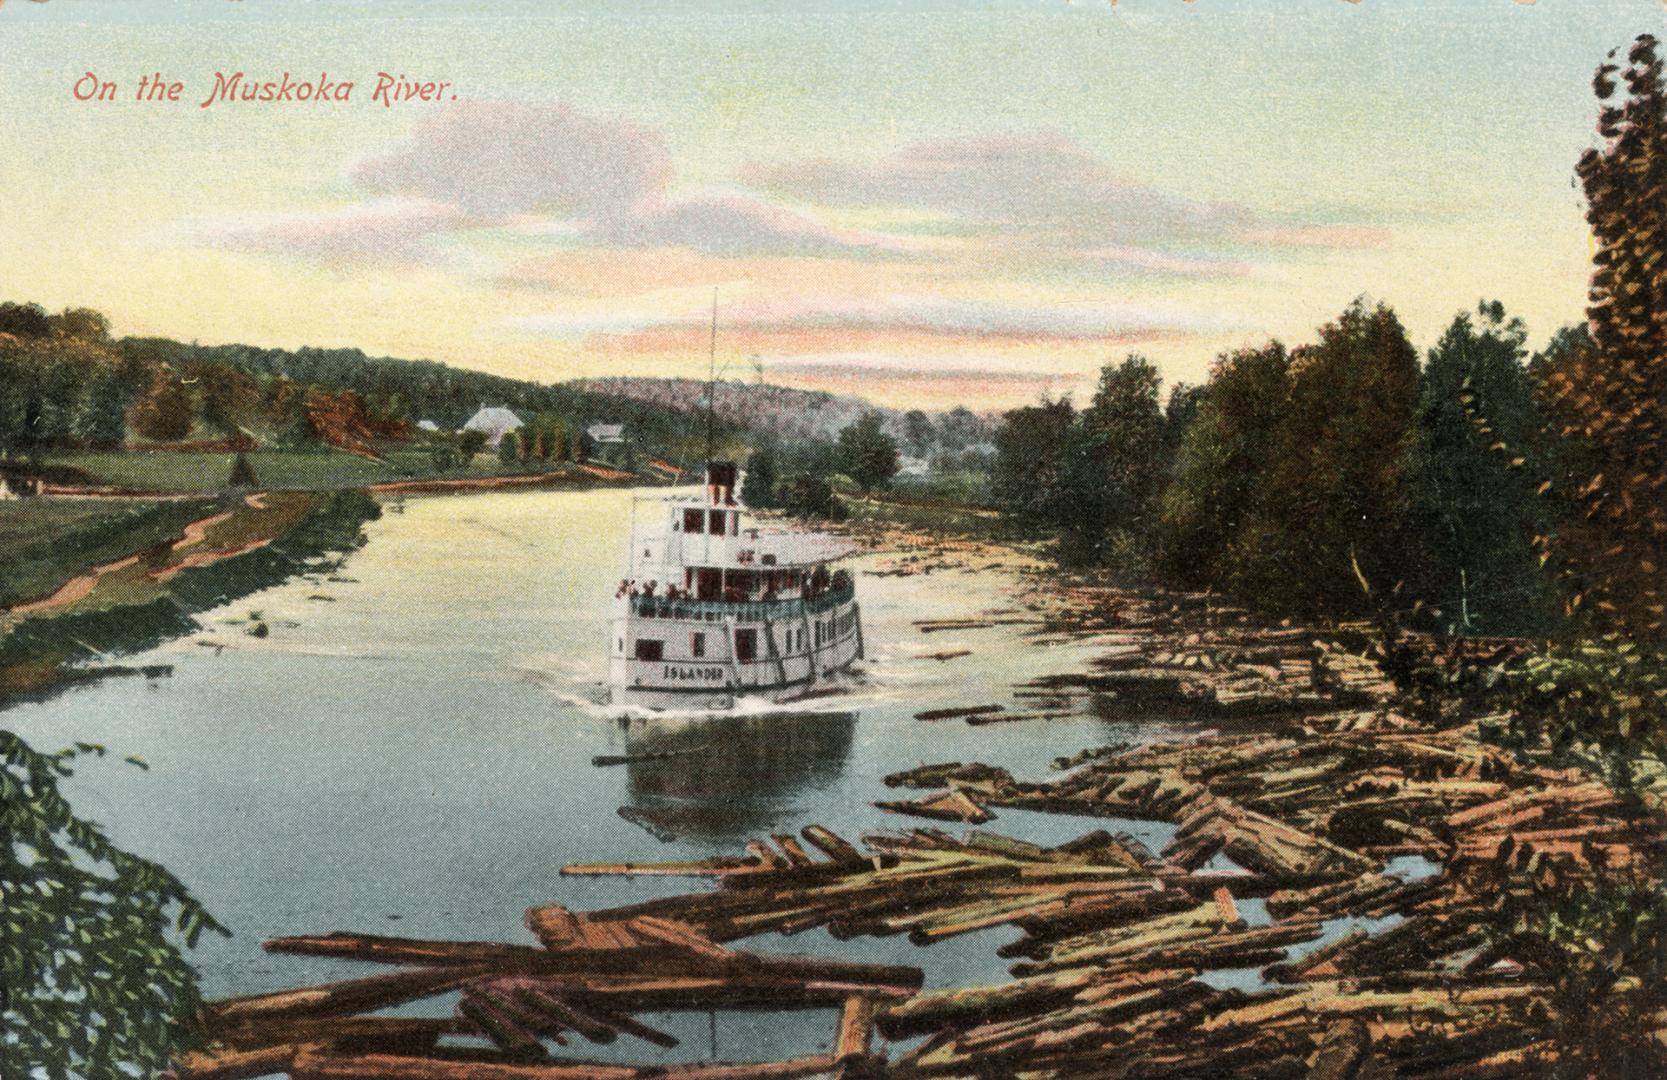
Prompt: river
<box><xmin>3</xmin><ymin>487</ymin><xmax>1201</xmax><ymax>1064</ymax></box>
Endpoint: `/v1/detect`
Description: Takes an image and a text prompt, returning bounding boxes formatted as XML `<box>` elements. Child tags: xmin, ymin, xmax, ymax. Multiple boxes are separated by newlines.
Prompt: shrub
<box><xmin>1</xmin><ymin>732</ymin><xmax>227</xmax><ymax>1079</ymax></box>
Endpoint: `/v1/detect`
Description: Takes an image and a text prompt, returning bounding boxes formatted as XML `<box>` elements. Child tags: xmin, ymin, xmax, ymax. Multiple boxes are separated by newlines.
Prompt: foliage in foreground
<box><xmin>1</xmin><ymin>731</ymin><xmax>226</xmax><ymax>1079</ymax></box>
<box><xmin>1494</xmin><ymin>879</ymin><xmax>1667</xmax><ymax>1079</ymax></box>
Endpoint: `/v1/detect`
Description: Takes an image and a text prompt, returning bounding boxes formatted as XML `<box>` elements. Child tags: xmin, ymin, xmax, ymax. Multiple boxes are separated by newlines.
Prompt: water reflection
<box><xmin>618</xmin><ymin>711</ymin><xmax>857</xmax><ymax>842</ymax></box>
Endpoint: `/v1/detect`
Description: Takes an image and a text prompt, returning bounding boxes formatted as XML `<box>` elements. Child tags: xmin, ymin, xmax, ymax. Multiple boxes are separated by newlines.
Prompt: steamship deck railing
<box><xmin>628</xmin><ymin>581</ymin><xmax>855</xmax><ymax>623</ymax></box>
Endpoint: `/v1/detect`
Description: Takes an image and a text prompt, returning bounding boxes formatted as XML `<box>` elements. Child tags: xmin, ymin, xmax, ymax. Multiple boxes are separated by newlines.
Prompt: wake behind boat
<box><xmin>608</xmin><ymin>462</ymin><xmax>863</xmax><ymax>710</ymax></box>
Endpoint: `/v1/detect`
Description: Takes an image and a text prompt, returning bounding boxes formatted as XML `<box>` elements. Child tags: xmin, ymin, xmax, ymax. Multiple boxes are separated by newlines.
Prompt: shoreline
<box><xmin>0</xmin><ymin>489</ymin><xmax>381</xmax><ymax>706</ymax></box>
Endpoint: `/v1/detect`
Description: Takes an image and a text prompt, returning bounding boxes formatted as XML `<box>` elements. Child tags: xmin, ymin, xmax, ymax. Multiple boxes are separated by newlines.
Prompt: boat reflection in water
<box><xmin>616</xmin><ymin>710</ymin><xmax>857</xmax><ymax>844</ymax></box>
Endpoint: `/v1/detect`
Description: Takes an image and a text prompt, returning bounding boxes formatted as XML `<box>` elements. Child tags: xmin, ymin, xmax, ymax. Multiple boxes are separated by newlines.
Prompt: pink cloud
<box><xmin>514</xmin><ymin>294</ymin><xmax>1239</xmax><ymax>342</ymax></box>
<box><xmin>191</xmin><ymin>199</ymin><xmax>468</xmax><ymax>264</ymax></box>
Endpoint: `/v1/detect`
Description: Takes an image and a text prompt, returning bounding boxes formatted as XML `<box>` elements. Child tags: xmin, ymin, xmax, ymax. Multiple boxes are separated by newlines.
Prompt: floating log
<box><xmin>913</xmin><ymin>704</ymin><xmax>1004</xmax><ymax>722</ymax></box>
<box><xmin>875</xmin><ymin>789</ymin><xmax>993</xmax><ymax>824</ymax></box>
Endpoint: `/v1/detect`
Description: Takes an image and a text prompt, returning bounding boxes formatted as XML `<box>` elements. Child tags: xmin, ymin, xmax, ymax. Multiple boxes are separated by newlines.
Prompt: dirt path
<box><xmin>8</xmin><ymin>554</ymin><xmax>145</xmax><ymax>615</ymax></box>
<box><xmin>5</xmin><ymin>494</ymin><xmax>273</xmax><ymax>617</ymax></box>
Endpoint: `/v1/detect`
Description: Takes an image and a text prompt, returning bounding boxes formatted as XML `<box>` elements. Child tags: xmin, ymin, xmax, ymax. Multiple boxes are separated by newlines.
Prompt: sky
<box><xmin>2</xmin><ymin>0</ymin><xmax>1663</xmax><ymax>410</ymax></box>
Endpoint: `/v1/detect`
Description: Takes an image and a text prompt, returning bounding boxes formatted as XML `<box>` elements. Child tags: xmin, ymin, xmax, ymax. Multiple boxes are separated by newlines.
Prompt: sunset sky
<box><xmin>3</xmin><ymin>0</ymin><xmax>1664</xmax><ymax>409</ymax></box>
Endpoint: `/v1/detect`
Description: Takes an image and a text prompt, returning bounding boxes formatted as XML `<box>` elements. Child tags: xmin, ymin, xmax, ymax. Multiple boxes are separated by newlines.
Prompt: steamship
<box><xmin>608</xmin><ymin>461</ymin><xmax>864</xmax><ymax>710</ymax></box>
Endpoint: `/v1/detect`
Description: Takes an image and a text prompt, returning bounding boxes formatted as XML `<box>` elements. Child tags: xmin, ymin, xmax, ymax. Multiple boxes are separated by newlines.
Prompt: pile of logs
<box><xmin>172</xmin><ymin>900</ymin><xmax>920</xmax><ymax>1080</ymax></box>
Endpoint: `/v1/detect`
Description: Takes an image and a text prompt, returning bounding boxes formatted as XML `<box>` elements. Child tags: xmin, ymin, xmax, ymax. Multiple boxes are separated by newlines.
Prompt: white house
<box><xmin>587</xmin><ymin>423</ymin><xmax>626</xmax><ymax>445</ymax></box>
<box><xmin>415</xmin><ymin>419</ymin><xmax>440</xmax><ymax>433</ymax></box>
<box><xmin>462</xmin><ymin>405</ymin><xmax>524</xmax><ymax>448</ymax></box>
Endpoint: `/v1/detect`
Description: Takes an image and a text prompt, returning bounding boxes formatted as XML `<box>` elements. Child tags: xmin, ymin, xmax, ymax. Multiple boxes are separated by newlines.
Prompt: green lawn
<box><xmin>39</xmin><ymin>448</ymin><xmax>601</xmax><ymax>493</ymax></box>
<box><xmin>0</xmin><ymin>497</ymin><xmax>224</xmax><ymax>609</ymax></box>
<box><xmin>41</xmin><ymin>450</ymin><xmax>415</xmax><ymax>492</ymax></box>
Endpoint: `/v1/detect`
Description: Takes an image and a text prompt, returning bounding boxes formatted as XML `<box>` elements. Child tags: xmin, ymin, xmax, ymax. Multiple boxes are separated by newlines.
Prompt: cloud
<box><xmin>512</xmin><ymin>293</ymin><xmax>1239</xmax><ymax>344</ymax></box>
<box><xmin>588</xmin><ymin>190</ymin><xmax>923</xmax><ymax>259</ymax></box>
<box><xmin>747</xmin><ymin>132</ymin><xmax>1245</xmax><ymax>244</ymax></box>
<box><xmin>747</xmin><ymin>131</ymin><xmax>1380</xmax><ymax>263</ymax></box>
<box><xmin>187</xmin><ymin>199</ymin><xmax>468</xmax><ymax>264</ymax></box>
<box><xmin>352</xmin><ymin>100</ymin><xmax>672</xmax><ymax>222</ymax></box>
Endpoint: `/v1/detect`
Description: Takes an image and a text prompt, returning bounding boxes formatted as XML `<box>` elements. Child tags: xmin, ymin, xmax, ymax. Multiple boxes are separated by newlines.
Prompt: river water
<box><xmin>4</xmin><ymin>488</ymin><xmax>1200</xmax><ymax>1064</ymax></box>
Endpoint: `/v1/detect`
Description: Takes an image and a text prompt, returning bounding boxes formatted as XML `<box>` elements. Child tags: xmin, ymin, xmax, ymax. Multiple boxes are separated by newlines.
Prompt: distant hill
<box><xmin>577</xmin><ymin>377</ymin><xmax>995</xmax><ymax>454</ymax></box>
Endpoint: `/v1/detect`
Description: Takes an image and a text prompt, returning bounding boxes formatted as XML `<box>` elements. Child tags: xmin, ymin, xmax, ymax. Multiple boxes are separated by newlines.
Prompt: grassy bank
<box><xmin>0</xmin><ymin>497</ymin><xmax>224</xmax><ymax>609</ymax></box>
<box><xmin>38</xmin><ymin>447</ymin><xmax>549</xmax><ymax>493</ymax></box>
<box><xmin>0</xmin><ymin>490</ymin><xmax>380</xmax><ymax>702</ymax></box>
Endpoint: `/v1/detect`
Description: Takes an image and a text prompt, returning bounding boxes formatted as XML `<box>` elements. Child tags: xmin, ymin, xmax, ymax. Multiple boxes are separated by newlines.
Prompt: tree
<box><xmin>1405</xmin><ymin>303</ymin><xmax>1557</xmax><ymax>635</ymax></box>
<box><xmin>47</xmin><ymin>307</ymin><xmax>110</xmax><ymax>342</ymax></box>
<box><xmin>1</xmin><ymin>732</ymin><xmax>228</xmax><ymax>1080</ymax></box>
<box><xmin>72</xmin><ymin>368</ymin><xmax>130</xmax><ymax>448</ymax></box>
<box><xmin>1056</xmin><ymin>355</ymin><xmax>1168</xmax><ymax>565</ymax></box>
<box><xmin>0</xmin><ymin>300</ymin><xmax>51</xmax><ymax>338</ymax></box>
<box><xmin>1230</xmin><ymin>300</ymin><xmax>1420</xmax><ymax>617</ymax></box>
<box><xmin>1162</xmin><ymin>383</ymin><xmax>1207</xmax><ymax>454</ymax></box>
<box><xmin>1156</xmin><ymin>343</ymin><xmax>1291</xmax><ymax>589</ymax></box>
<box><xmin>1538</xmin><ymin>34</ymin><xmax>1667</xmax><ymax>638</ymax></box>
<box><xmin>901</xmin><ymin>409</ymin><xmax>934</xmax><ymax>457</ymax></box>
<box><xmin>776</xmin><ymin>472</ymin><xmax>846</xmax><ymax>520</ymax></box>
<box><xmin>938</xmin><ymin>406</ymin><xmax>984</xmax><ymax>451</ymax></box>
<box><xmin>576</xmin><ymin>430</ymin><xmax>596</xmax><ymax>462</ymax></box>
<box><xmin>456</xmin><ymin>429</ymin><xmax>487</xmax><ymax>461</ymax></box>
<box><xmin>991</xmin><ymin>397</ymin><xmax>1075</xmax><ymax>525</ymax></box>
<box><xmin>549</xmin><ymin>425</ymin><xmax>571</xmax><ymax>464</ymax></box>
<box><xmin>228</xmin><ymin>451</ymin><xmax>259</xmax><ymax>488</ymax></box>
<box><xmin>836</xmin><ymin>412</ymin><xmax>900</xmax><ymax>493</ymax></box>
<box><xmin>130</xmin><ymin>372</ymin><xmax>194</xmax><ymax>442</ymax></box>
<box><xmin>742</xmin><ymin>442</ymin><xmax>779</xmax><ymax>507</ymax></box>
<box><xmin>498</xmin><ymin>430</ymin><xmax>521</xmax><ymax>467</ymax></box>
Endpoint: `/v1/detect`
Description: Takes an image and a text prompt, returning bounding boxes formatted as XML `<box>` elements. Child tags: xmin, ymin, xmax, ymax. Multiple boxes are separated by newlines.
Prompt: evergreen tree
<box><xmin>228</xmin><ymin>451</ymin><xmax>259</xmax><ymax>488</ymax></box>
<box><xmin>498</xmin><ymin>430</ymin><xmax>521</xmax><ymax>467</ymax></box>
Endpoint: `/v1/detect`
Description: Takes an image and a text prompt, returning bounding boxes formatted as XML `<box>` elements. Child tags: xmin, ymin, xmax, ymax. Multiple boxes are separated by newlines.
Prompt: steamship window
<box><xmin>734</xmin><ymin>628</ymin><xmax>758</xmax><ymax>662</ymax></box>
<box><xmin>709</xmin><ymin>509</ymin><xmax>725</xmax><ymax>534</ymax></box>
<box><xmin>691</xmin><ymin>632</ymin><xmax>706</xmax><ymax>658</ymax></box>
<box><xmin>683</xmin><ymin>509</ymin><xmax>704</xmax><ymax>533</ymax></box>
<box><xmin>634</xmin><ymin>638</ymin><xmax>664</xmax><ymax>661</ymax></box>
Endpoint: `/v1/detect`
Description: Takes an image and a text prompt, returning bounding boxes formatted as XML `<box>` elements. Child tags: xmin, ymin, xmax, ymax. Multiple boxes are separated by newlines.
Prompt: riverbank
<box><xmin>0</xmin><ymin>489</ymin><xmax>381</xmax><ymax>704</ymax></box>
<box><xmin>0</xmin><ymin>455</ymin><xmax>665</xmax><ymax>705</ymax></box>
<box><xmin>164</xmin><ymin>514</ymin><xmax>1667</xmax><ymax>1078</ymax></box>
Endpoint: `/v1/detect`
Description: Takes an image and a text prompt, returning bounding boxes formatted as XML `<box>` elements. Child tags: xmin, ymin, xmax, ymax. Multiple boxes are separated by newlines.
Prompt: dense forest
<box><xmin>0</xmin><ymin>315</ymin><xmax>744</xmax><ymax>468</ymax></box>
<box><xmin>986</xmin><ymin>300</ymin><xmax>1572</xmax><ymax>637</ymax></box>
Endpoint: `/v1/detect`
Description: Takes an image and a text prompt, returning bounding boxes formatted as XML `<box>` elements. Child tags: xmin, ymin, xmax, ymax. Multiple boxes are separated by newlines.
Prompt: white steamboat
<box><xmin>609</xmin><ymin>462</ymin><xmax>864</xmax><ymax>710</ymax></box>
